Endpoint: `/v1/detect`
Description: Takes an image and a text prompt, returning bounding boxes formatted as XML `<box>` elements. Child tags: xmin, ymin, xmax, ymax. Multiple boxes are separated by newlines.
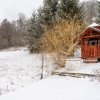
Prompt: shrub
<box><xmin>41</xmin><ymin>19</ymin><xmax>85</xmax><ymax>68</ymax></box>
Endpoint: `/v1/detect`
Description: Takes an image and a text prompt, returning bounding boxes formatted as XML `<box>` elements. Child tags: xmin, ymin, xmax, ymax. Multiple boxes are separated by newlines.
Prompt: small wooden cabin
<box><xmin>81</xmin><ymin>23</ymin><xmax>100</xmax><ymax>62</ymax></box>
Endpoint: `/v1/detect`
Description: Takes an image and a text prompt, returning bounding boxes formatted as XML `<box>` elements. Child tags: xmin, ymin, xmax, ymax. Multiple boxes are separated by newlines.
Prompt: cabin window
<box><xmin>90</xmin><ymin>41</ymin><xmax>95</xmax><ymax>45</ymax></box>
<box><xmin>89</xmin><ymin>38</ymin><xmax>98</xmax><ymax>46</ymax></box>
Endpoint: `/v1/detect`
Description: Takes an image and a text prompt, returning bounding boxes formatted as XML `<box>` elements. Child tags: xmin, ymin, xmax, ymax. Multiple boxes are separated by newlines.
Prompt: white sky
<box><xmin>0</xmin><ymin>0</ymin><xmax>43</xmax><ymax>22</ymax></box>
<box><xmin>0</xmin><ymin>0</ymin><xmax>99</xmax><ymax>22</ymax></box>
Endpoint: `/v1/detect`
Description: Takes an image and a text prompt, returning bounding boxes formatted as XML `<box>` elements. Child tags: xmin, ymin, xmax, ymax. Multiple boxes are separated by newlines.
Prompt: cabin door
<box><xmin>88</xmin><ymin>39</ymin><xmax>98</xmax><ymax>58</ymax></box>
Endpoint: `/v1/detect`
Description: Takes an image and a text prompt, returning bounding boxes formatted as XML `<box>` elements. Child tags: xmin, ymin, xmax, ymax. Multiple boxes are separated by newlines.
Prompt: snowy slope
<box><xmin>0</xmin><ymin>47</ymin><xmax>53</xmax><ymax>95</ymax></box>
<box><xmin>0</xmin><ymin>47</ymin><xmax>100</xmax><ymax>100</ymax></box>
<box><xmin>0</xmin><ymin>76</ymin><xmax>100</xmax><ymax>100</ymax></box>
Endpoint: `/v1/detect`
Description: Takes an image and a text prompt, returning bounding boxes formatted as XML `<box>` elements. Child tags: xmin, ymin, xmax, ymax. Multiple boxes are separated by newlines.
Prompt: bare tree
<box><xmin>82</xmin><ymin>0</ymin><xmax>97</xmax><ymax>24</ymax></box>
<box><xmin>17</xmin><ymin>13</ymin><xmax>27</xmax><ymax>45</ymax></box>
<box><xmin>0</xmin><ymin>14</ymin><xmax>28</xmax><ymax>49</ymax></box>
<box><xmin>0</xmin><ymin>19</ymin><xmax>14</xmax><ymax>49</ymax></box>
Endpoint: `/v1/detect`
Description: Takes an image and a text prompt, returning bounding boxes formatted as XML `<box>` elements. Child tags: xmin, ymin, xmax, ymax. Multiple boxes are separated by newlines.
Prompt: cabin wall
<box><xmin>82</xmin><ymin>43</ymin><xmax>100</xmax><ymax>59</ymax></box>
<box><xmin>81</xmin><ymin>26</ymin><xmax>100</xmax><ymax>60</ymax></box>
<box><xmin>81</xmin><ymin>29</ymin><xmax>100</xmax><ymax>59</ymax></box>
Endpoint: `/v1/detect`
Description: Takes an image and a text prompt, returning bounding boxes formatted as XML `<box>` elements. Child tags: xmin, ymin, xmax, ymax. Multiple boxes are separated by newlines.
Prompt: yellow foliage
<box><xmin>41</xmin><ymin>19</ymin><xmax>85</xmax><ymax>67</ymax></box>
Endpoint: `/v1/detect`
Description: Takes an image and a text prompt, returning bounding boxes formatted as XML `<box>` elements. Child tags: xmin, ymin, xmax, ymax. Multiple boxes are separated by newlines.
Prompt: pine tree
<box><xmin>58</xmin><ymin>0</ymin><xmax>83</xmax><ymax>20</ymax></box>
<box><xmin>26</xmin><ymin>11</ymin><xmax>44</xmax><ymax>53</ymax></box>
<box><xmin>38</xmin><ymin>0</ymin><xmax>58</xmax><ymax>27</ymax></box>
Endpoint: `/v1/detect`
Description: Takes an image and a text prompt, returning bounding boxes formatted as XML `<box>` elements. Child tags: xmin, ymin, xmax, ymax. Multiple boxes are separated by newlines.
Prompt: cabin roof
<box><xmin>89</xmin><ymin>27</ymin><xmax>100</xmax><ymax>33</ymax></box>
<box><xmin>81</xmin><ymin>23</ymin><xmax>100</xmax><ymax>36</ymax></box>
<box><xmin>88</xmin><ymin>23</ymin><xmax>100</xmax><ymax>28</ymax></box>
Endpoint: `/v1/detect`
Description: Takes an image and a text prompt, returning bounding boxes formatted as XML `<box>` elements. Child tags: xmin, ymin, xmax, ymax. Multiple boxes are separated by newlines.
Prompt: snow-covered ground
<box><xmin>0</xmin><ymin>76</ymin><xmax>100</xmax><ymax>100</ymax></box>
<box><xmin>55</xmin><ymin>48</ymin><xmax>100</xmax><ymax>74</ymax></box>
<box><xmin>55</xmin><ymin>58</ymin><xmax>100</xmax><ymax>74</ymax></box>
<box><xmin>0</xmin><ymin>47</ymin><xmax>53</xmax><ymax>95</ymax></box>
<box><xmin>0</xmin><ymin>47</ymin><xmax>100</xmax><ymax>100</ymax></box>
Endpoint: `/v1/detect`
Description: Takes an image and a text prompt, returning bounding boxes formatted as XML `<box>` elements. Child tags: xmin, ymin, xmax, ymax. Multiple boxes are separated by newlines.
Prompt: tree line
<box><xmin>0</xmin><ymin>0</ymin><xmax>100</xmax><ymax>51</ymax></box>
<box><xmin>27</xmin><ymin>0</ymin><xmax>83</xmax><ymax>53</ymax></box>
<box><xmin>0</xmin><ymin>13</ymin><xmax>27</xmax><ymax>49</ymax></box>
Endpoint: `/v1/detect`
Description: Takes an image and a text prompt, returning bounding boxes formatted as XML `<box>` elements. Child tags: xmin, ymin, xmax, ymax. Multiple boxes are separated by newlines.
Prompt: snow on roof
<box><xmin>88</xmin><ymin>23</ymin><xmax>100</xmax><ymax>28</ymax></box>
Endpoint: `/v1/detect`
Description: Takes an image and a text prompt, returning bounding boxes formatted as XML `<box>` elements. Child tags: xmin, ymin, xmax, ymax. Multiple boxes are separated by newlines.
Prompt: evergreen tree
<box><xmin>26</xmin><ymin>11</ymin><xmax>44</xmax><ymax>53</ymax></box>
<box><xmin>58</xmin><ymin>0</ymin><xmax>83</xmax><ymax>20</ymax></box>
<box><xmin>38</xmin><ymin>0</ymin><xmax>58</xmax><ymax>27</ymax></box>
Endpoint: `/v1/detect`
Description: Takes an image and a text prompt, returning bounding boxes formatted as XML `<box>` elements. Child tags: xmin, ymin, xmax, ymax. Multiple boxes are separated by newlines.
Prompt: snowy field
<box><xmin>0</xmin><ymin>47</ymin><xmax>100</xmax><ymax>100</ymax></box>
<box><xmin>0</xmin><ymin>48</ymin><xmax>53</xmax><ymax>95</ymax></box>
<box><xmin>0</xmin><ymin>76</ymin><xmax>100</xmax><ymax>100</ymax></box>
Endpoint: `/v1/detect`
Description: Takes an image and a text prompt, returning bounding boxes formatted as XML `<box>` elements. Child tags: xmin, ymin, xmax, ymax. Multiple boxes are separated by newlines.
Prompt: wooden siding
<box><xmin>81</xmin><ymin>26</ymin><xmax>100</xmax><ymax>59</ymax></box>
<box><xmin>81</xmin><ymin>44</ymin><xmax>100</xmax><ymax>59</ymax></box>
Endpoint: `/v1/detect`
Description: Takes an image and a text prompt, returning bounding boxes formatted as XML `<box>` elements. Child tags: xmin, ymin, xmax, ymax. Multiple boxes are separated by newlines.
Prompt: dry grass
<box><xmin>41</xmin><ymin>19</ymin><xmax>85</xmax><ymax>68</ymax></box>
